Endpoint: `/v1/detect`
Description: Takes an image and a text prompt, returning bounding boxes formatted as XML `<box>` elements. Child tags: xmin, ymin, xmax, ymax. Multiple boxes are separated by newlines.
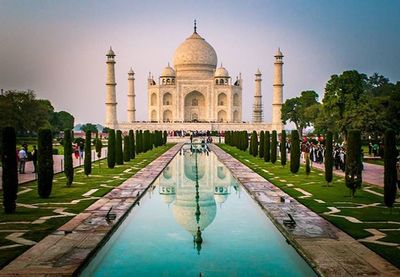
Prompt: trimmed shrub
<box><xmin>38</xmin><ymin>129</ymin><xmax>54</xmax><ymax>198</ymax></box>
<box><xmin>64</xmin><ymin>129</ymin><xmax>73</xmax><ymax>186</ymax></box>
<box><xmin>163</xmin><ymin>130</ymin><xmax>168</xmax><ymax>145</ymax></box>
<box><xmin>129</xmin><ymin>130</ymin><xmax>135</xmax><ymax>159</ymax></box>
<box><xmin>1</xmin><ymin>127</ymin><xmax>18</xmax><ymax>213</ymax></box>
<box><xmin>107</xmin><ymin>129</ymin><xmax>116</xmax><ymax>169</ymax></box>
<box><xmin>259</xmin><ymin>131</ymin><xmax>264</xmax><ymax>158</ymax></box>
<box><xmin>84</xmin><ymin>130</ymin><xmax>92</xmax><ymax>176</ymax></box>
<box><xmin>324</xmin><ymin>131</ymin><xmax>333</xmax><ymax>185</ymax></box>
<box><xmin>250</xmin><ymin>131</ymin><xmax>258</xmax><ymax>157</ymax></box>
<box><xmin>280</xmin><ymin>130</ymin><xmax>287</xmax><ymax>166</ymax></box>
<box><xmin>123</xmin><ymin>135</ymin><xmax>130</xmax><ymax>162</ymax></box>
<box><xmin>115</xmin><ymin>130</ymin><xmax>123</xmax><ymax>165</ymax></box>
<box><xmin>264</xmin><ymin>131</ymin><xmax>270</xmax><ymax>162</ymax></box>
<box><xmin>290</xmin><ymin>130</ymin><xmax>300</xmax><ymax>173</ymax></box>
<box><xmin>384</xmin><ymin>129</ymin><xmax>397</xmax><ymax>208</ymax></box>
<box><xmin>95</xmin><ymin>137</ymin><xmax>103</xmax><ymax>159</ymax></box>
<box><xmin>345</xmin><ymin>129</ymin><xmax>362</xmax><ymax>197</ymax></box>
<box><xmin>271</xmin><ymin>131</ymin><xmax>277</xmax><ymax>164</ymax></box>
<box><xmin>135</xmin><ymin>130</ymin><xmax>140</xmax><ymax>154</ymax></box>
<box><xmin>305</xmin><ymin>153</ymin><xmax>311</xmax><ymax>176</ymax></box>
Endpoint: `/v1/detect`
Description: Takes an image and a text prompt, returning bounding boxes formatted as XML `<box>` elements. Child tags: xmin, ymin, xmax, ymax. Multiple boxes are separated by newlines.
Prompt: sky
<box><xmin>0</xmin><ymin>0</ymin><xmax>399</xmax><ymax>125</ymax></box>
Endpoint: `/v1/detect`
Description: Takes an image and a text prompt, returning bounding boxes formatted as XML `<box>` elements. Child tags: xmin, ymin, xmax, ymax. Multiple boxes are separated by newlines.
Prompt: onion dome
<box><xmin>106</xmin><ymin>46</ymin><xmax>115</xmax><ymax>56</ymax></box>
<box><xmin>173</xmin><ymin>32</ymin><xmax>217</xmax><ymax>76</ymax></box>
<box><xmin>161</xmin><ymin>63</ymin><xmax>176</xmax><ymax>77</ymax></box>
<box><xmin>214</xmin><ymin>65</ymin><xmax>229</xmax><ymax>77</ymax></box>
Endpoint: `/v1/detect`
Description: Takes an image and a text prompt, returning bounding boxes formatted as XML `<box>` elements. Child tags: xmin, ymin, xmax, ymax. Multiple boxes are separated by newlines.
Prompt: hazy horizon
<box><xmin>1</xmin><ymin>0</ymin><xmax>399</xmax><ymax>125</ymax></box>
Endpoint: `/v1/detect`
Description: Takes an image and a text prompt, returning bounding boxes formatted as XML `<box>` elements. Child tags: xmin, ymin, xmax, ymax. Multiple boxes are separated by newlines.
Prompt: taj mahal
<box><xmin>105</xmin><ymin>22</ymin><xmax>284</xmax><ymax>132</ymax></box>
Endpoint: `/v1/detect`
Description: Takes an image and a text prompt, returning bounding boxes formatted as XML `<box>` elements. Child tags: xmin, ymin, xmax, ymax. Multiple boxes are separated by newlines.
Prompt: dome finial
<box><xmin>194</xmin><ymin>19</ymin><xmax>197</xmax><ymax>33</ymax></box>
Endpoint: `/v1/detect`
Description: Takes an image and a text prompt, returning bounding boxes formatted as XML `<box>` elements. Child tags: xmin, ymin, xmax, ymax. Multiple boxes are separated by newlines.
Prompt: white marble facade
<box><xmin>147</xmin><ymin>30</ymin><xmax>242</xmax><ymax>123</ymax></box>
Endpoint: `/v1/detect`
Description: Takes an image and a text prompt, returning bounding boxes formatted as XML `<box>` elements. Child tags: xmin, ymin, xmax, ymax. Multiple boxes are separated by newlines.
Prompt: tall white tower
<box><xmin>252</xmin><ymin>69</ymin><xmax>263</xmax><ymax>123</ymax></box>
<box><xmin>272</xmin><ymin>48</ymin><xmax>284</xmax><ymax>132</ymax></box>
<box><xmin>105</xmin><ymin>47</ymin><xmax>118</xmax><ymax>129</ymax></box>
<box><xmin>127</xmin><ymin>67</ymin><xmax>136</xmax><ymax>123</ymax></box>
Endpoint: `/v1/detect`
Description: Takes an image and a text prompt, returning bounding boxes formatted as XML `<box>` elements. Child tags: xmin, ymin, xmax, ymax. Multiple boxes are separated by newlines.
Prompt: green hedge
<box><xmin>38</xmin><ymin>129</ymin><xmax>54</xmax><ymax>198</ymax></box>
<box><xmin>1</xmin><ymin>127</ymin><xmax>18</xmax><ymax>213</ymax></box>
<box><xmin>107</xmin><ymin>129</ymin><xmax>116</xmax><ymax>169</ymax></box>
<box><xmin>290</xmin><ymin>130</ymin><xmax>300</xmax><ymax>173</ymax></box>
<box><xmin>64</xmin><ymin>129</ymin><xmax>73</xmax><ymax>186</ymax></box>
<box><xmin>345</xmin><ymin>129</ymin><xmax>362</xmax><ymax>197</ymax></box>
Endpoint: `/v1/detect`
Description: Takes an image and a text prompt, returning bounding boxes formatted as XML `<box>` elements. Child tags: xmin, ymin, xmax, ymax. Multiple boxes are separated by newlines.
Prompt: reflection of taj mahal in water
<box><xmin>156</xmin><ymin>149</ymin><xmax>239</xmax><ymax>242</ymax></box>
<box><xmin>105</xmin><ymin>21</ymin><xmax>285</xmax><ymax>133</ymax></box>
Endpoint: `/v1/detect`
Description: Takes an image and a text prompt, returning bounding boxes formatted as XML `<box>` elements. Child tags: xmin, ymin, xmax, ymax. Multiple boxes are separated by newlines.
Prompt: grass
<box><xmin>0</xmin><ymin>143</ymin><xmax>174</xmax><ymax>269</ymax></box>
<box><xmin>219</xmin><ymin>144</ymin><xmax>400</xmax><ymax>269</ymax></box>
<box><xmin>364</xmin><ymin>158</ymin><xmax>384</xmax><ymax>166</ymax></box>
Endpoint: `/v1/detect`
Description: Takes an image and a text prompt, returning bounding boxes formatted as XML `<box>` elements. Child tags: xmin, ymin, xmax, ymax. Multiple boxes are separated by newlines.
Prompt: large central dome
<box><xmin>173</xmin><ymin>32</ymin><xmax>218</xmax><ymax>77</ymax></box>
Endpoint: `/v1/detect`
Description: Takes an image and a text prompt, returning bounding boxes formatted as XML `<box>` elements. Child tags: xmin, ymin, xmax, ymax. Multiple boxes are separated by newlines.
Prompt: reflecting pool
<box><xmin>81</xmin><ymin>147</ymin><xmax>316</xmax><ymax>276</ymax></box>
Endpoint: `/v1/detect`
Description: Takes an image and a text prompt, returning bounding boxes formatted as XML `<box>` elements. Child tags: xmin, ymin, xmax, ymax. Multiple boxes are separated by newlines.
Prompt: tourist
<box><xmin>74</xmin><ymin>144</ymin><xmax>80</xmax><ymax>159</ymax></box>
<box><xmin>31</xmin><ymin>145</ymin><xmax>37</xmax><ymax>173</ymax></box>
<box><xmin>18</xmin><ymin>147</ymin><xmax>27</xmax><ymax>174</ymax></box>
<box><xmin>396</xmin><ymin>156</ymin><xmax>400</xmax><ymax>187</ymax></box>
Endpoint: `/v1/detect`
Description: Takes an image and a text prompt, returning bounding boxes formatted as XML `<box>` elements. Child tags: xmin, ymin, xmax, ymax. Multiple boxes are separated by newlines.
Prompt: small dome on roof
<box><xmin>275</xmin><ymin>47</ymin><xmax>283</xmax><ymax>57</ymax></box>
<box><xmin>255</xmin><ymin>68</ymin><xmax>261</xmax><ymax>75</ymax></box>
<box><xmin>128</xmin><ymin>67</ymin><xmax>134</xmax><ymax>74</ymax></box>
<box><xmin>214</xmin><ymin>65</ymin><xmax>229</xmax><ymax>77</ymax></box>
<box><xmin>106</xmin><ymin>47</ymin><xmax>115</xmax><ymax>56</ymax></box>
<box><xmin>161</xmin><ymin>64</ymin><xmax>176</xmax><ymax>77</ymax></box>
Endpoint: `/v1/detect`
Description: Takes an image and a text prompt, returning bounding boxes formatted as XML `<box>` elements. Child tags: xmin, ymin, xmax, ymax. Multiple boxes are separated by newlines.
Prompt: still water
<box><xmin>81</xmin><ymin>147</ymin><xmax>316</xmax><ymax>276</ymax></box>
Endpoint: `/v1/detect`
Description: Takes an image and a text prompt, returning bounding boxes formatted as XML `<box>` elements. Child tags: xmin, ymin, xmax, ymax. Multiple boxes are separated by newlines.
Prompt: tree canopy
<box><xmin>281</xmin><ymin>90</ymin><xmax>320</xmax><ymax>136</ymax></box>
<box><xmin>0</xmin><ymin>90</ymin><xmax>74</xmax><ymax>135</ymax></box>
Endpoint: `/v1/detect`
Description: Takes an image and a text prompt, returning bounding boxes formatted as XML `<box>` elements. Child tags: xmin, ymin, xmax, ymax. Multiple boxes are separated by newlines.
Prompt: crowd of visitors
<box><xmin>16</xmin><ymin>143</ymin><xmax>37</xmax><ymax>174</ymax></box>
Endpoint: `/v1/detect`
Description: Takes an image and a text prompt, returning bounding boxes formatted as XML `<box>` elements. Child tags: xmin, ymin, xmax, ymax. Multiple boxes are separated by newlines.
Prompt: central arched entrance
<box><xmin>184</xmin><ymin>91</ymin><xmax>206</xmax><ymax>122</ymax></box>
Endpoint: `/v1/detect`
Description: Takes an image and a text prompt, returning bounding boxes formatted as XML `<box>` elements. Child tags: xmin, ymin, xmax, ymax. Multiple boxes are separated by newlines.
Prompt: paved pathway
<box><xmin>309</xmin><ymin>160</ymin><xmax>384</xmax><ymax>187</ymax></box>
<box><xmin>0</xmin><ymin>148</ymin><xmax>107</xmax><ymax>188</ymax></box>
<box><xmin>210</xmin><ymin>144</ymin><xmax>399</xmax><ymax>277</ymax></box>
<box><xmin>0</xmin><ymin>143</ymin><xmax>183</xmax><ymax>276</ymax></box>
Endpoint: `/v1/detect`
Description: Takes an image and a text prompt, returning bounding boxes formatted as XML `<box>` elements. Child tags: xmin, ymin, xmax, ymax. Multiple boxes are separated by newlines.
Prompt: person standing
<box><xmin>18</xmin><ymin>147</ymin><xmax>27</xmax><ymax>174</ymax></box>
<box><xmin>31</xmin><ymin>145</ymin><xmax>38</xmax><ymax>173</ymax></box>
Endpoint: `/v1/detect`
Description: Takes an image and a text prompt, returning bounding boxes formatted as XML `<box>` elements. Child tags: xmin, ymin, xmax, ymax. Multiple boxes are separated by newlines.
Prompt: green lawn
<box><xmin>364</xmin><ymin>158</ymin><xmax>384</xmax><ymax>166</ymax></box>
<box><xmin>0</xmin><ymin>144</ymin><xmax>174</xmax><ymax>269</ymax></box>
<box><xmin>219</xmin><ymin>144</ymin><xmax>400</xmax><ymax>269</ymax></box>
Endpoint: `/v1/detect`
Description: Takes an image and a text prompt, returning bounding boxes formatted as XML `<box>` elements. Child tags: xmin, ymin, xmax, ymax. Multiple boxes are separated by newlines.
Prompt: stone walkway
<box><xmin>309</xmin><ymin>160</ymin><xmax>384</xmax><ymax>187</ymax></box>
<box><xmin>0</xmin><ymin>143</ymin><xmax>183</xmax><ymax>276</ymax></box>
<box><xmin>210</xmin><ymin>144</ymin><xmax>399</xmax><ymax>277</ymax></box>
<box><xmin>0</xmin><ymin>148</ymin><xmax>107</xmax><ymax>188</ymax></box>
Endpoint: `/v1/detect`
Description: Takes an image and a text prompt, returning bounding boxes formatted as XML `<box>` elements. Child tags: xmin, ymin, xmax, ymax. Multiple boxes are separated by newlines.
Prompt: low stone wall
<box><xmin>0</xmin><ymin>143</ymin><xmax>183</xmax><ymax>276</ymax></box>
<box><xmin>209</xmin><ymin>144</ymin><xmax>400</xmax><ymax>277</ymax></box>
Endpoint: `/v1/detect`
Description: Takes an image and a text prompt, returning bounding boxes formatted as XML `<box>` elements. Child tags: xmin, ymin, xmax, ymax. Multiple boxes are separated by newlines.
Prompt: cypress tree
<box><xmin>290</xmin><ymin>130</ymin><xmax>300</xmax><ymax>173</ymax></box>
<box><xmin>384</xmin><ymin>129</ymin><xmax>397</xmax><ymax>208</ymax></box>
<box><xmin>345</xmin><ymin>129</ymin><xmax>362</xmax><ymax>197</ymax></box>
<box><xmin>280</xmin><ymin>130</ymin><xmax>287</xmax><ymax>166</ymax></box>
<box><xmin>163</xmin><ymin>130</ymin><xmax>168</xmax><ymax>145</ymax></box>
<box><xmin>139</xmin><ymin>130</ymin><xmax>144</xmax><ymax>153</ymax></box>
<box><xmin>38</xmin><ymin>129</ymin><xmax>54</xmax><ymax>198</ymax></box>
<box><xmin>107</xmin><ymin>129</ymin><xmax>116</xmax><ymax>169</ymax></box>
<box><xmin>129</xmin><ymin>130</ymin><xmax>135</xmax><ymax>159</ymax></box>
<box><xmin>64</xmin><ymin>129</ymin><xmax>73</xmax><ymax>186</ymax></box>
<box><xmin>324</xmin><ymin>131</ymin><xmax>333</xmax><ymax>186</ymax></box>
<box><xmin>271</xmin><ymin>130</ymin><xmax>277</xmax><ymax>164</ymax></box>
<box><xmin>84</xmin><ymin>130</ymin><xmax>92</xmax><ymax>176</ymax></box>
<box><xmin>95</xmin><ymin>137</ymin><xmax>103</xmax><ymax>159</ymax></box>
<box><xmin>135</xmin><ymin>130</ymin><xmax>140</xmax><ymax>154</ymax></box>
<box><xmin>115</xmin><ymin>130</ymin><xmax>123</xmax><ymax>165</ymax></box>
<box><xmin>1</xmin><ymin>127</ymin><xmax>18</xmax><ymax>213</ymax></box>
<box><xmin>259</xmin><ymin>131</ymin><xmax>265</xmax><ymax>159</ymax></box>
<box><xmin>264</xmin><ymin>131</ymin><xmax>270</xmax><ymax>162</ymax></box>
<box><xmin>244</xmin><ymin>131</ymin><xmax>249</xmax><ymax>152</ymax></box>
<box><xmin>251</xmin><ymin>131</ymin><xmax>258</xmax><ymax>157</ymax></box>
<box><xmin>305</xmin><ymin>153</ymin><xmax>311</xmax><ymax>176</ymax></box>
<box><xmin>123</xmin><ymin>135</ymin><xmax>130</xmax><ymax>162</ymax></box>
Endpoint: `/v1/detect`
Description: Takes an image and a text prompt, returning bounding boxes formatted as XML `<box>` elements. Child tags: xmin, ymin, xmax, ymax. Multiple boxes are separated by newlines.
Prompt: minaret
<box><xmin>272</xmin><ymin>48</ymin><xmax>284</xmax><ymax>131</ymax></box>
<box><xmin>105</xmin><ymin>47</ymin><xmax>118</xmax><ymax>129</ymax></box>
<box><xmin>127</xmin><ymin>67</ymin><xmax>136</xmax><ymax>123</ymax></box>
<box><xmin>252</xmin><ymin>69</ymin><xmax>263</xmax><ymax>123</ymax></box>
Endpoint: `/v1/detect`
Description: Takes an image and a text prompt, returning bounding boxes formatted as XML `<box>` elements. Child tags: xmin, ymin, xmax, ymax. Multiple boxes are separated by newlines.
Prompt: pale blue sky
<box><xmin>0</xmin><ymin>0</ymin><xmax>399</xmax><ymax>124</ymax></box>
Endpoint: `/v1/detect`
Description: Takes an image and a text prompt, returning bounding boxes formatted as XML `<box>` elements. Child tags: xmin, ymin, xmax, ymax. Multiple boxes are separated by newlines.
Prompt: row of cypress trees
<box><xmin>107</xmin><ymin>129</ymin><xmax>167</xmax><ymax>169</ymax></box>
